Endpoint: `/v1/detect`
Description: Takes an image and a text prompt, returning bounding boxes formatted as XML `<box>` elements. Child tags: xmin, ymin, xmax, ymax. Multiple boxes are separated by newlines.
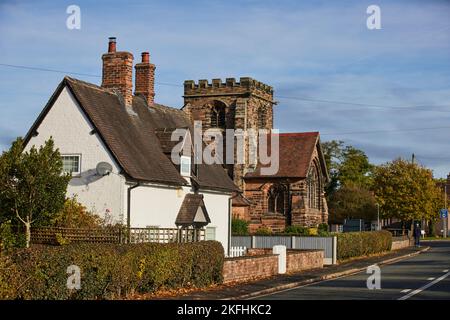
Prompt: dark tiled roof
<box><xmin>175</xmin><ymin>193</ymin><xmax>211</xmax><ymax>226</ymax></box>
<box><xmin>245</xmin><ymin>132</ymin><xmax>327</xmax><ymax>179</ymax></box>
<box><xmin>25</xmin><ymin>77</ymin><xmax>238</xmax><ymax>192</ymax></box>
<box><xmin>231</xmin><ymin>192</ymin><xmax>252</xmax><ymax>207</ymax></box>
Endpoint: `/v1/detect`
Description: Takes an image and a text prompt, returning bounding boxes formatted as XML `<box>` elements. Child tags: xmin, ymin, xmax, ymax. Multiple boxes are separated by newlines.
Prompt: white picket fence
<box><xmin>227</xmin><ymin>246</ymin><xmax>247</xmax><ymax>258</ymax></box>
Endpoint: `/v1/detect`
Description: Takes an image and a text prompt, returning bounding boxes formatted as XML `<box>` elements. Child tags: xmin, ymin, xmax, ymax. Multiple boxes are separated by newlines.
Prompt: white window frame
<box><xmin>61</xmin><ymin>154</ymin><xmax>81</xmax><ymax>176</ymax></box>
<box><xmin>180</xmin><ymin>155</ymin><xmax>191</xmax><ymax>177</ymax></box>
<box><xmin>205</xmin><ymin>226</ymin><xmax>216</xmax><ymax>241</ymax></box>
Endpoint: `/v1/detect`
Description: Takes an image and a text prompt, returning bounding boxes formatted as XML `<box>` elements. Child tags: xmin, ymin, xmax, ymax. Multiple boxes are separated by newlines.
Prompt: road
<box><xmin>252</xmin><ymin>241</ymin><xmax>450</xmax><ymax>300</ymax></box>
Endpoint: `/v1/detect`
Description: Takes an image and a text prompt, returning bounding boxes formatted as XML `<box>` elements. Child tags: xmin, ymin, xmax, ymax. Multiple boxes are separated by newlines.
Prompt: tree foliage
<box><xmin>0</xmin><ymin>137</ymin><xmax>70</xmax><ymax>247</ymax></box>
<box><xmin>322</xmin><ymin>140</ymin><xmax>374</xmax><ymax>222</ymax></box>
<box><xmin>328</xmin><ymin>185</ymin><xmax>378</xmax><ymax>223</ymax></box>
<box><xmin>373</xmin><ymin>158</ymin><xmax>443</xmax><ymax>223</ymax></box>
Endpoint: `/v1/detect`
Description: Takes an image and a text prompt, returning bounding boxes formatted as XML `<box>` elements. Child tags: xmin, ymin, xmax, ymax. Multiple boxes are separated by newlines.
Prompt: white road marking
<box><xmin>444</xmin><ymin>269</ymin><xmax>449</xmax><ymax>272</ymax></box>
<box><xmin>398</xmin><ymin>271</ymin><xmax>450</xmax><ymax>300</ymax></box>
<box><xmin>427</xmin><ymin>277</ymin><xmax>435</xmax><ymax>281</ymax></box>
<box><xmin>401</xmin><ymin>289</ymin><xmax>411</xmax><ymax>293</ymax></box>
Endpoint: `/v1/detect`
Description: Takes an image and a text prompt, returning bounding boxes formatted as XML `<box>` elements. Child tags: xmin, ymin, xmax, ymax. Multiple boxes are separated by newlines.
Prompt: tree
<box><xmin>373</xmin><ymin>158</ymin><xmax>443</xmax><ymax>228</ymax></box>
<box><xmin>0</xmin><ymin>137</ymin><xmax>70</xmax><ymax>248</ymax></box>
<box><xmin>328</xmin><ymin>185</ymin><xmax>378</xmax><ymax>223</ymax></box>
<box><xmin>321</xmin><ymin>141</ymin><xmax>373</xmax><ymax>196</ymax></box>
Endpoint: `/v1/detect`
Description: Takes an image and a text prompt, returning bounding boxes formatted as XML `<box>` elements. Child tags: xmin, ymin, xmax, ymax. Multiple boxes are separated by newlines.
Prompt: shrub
<box><xmin>0</xmin><ymin>220</ymin><xmax>26</xmax><ymax>254</ymax></box>
<box><xmin>50</xmin><ymin>197</ymin><xmax>104</xmax><ymax>229</ymax></box>
<box><xmin>254</xmin><ymin>226</ymin><xmax>272</xmax><ymax>235</ymax></box>
<box><xmin>284</xmin><ymin>225</ymin><xmax>309</xmax><ymax>236</ymax></box>
<box><xmin>337</xmin><ymin>230</ymin><xmax>392</xmax><ymax>261</ymax></box>
<box><xmin>0</xmin><ymin>241</ymin><xmax>224</xmax><ymax>300</ymax></box>
<box><xmin>318</xmin><ymin>223</ymin><xmax>328</xmax><ymax>233</ymax></box>
<box><xmin>231</xmin><ymin>218</ymin><xmax>249</xmax><ymax>236</ymax></box>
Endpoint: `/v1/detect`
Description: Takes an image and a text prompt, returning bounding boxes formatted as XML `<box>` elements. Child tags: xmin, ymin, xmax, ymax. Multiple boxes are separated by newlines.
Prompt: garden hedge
<box><xmin>0</xmin><ymin>241</ymin><xmax>224</xmax><ymax>300</ymax></box>
<box><xmin>337</xmin><ymin>230</ymin><xmax>392</xmax><ymax>261</ymax></box>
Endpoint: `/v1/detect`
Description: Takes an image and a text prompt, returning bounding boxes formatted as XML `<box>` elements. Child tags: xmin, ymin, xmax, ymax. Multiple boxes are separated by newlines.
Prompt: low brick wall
<box><xmin>391</xmin><ymin>237</ymin><xmax>411</xmax><ymax>250</ymax></box>
<box><xmin>223</xmin><ymin>249</ymin><xmax>323</xmax><ymax>283</ymax></box>
<box><xmin>223</xmin><ymin>254</ymin><xmax>278</xmax><ymax>283</ymax></box>
<box><xmin>286</xmin><ymin>250</ymin><xmax>323</xmax><ymax>273</ymax></box>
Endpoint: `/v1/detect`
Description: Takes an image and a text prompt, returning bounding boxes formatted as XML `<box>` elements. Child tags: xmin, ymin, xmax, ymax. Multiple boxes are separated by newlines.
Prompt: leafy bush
<box><xmin>0</xmin><ymin>241</ymin><xmax>224</xmax><ymax>299</ymax></box>
<box><xmin>284</xmin><ymin>225</ymin><xmax>309</xmax><ymax>235</ymax></box>
<box><xmin>231</xmin><ymin>218</ymin><xmax>249</xmax><ymax>235</ymax></box>
<box><xmin>50</xmin><ymin>197</ymin><xmax>104</xmax><ymax>229</ymax></box>
<box><xmin>0</xmin><ymin>220</ymin><xmax>25</xmax><ymax>254</ymax></box>
<box><xmin>254</xmin><ymin>226</ymin><xmax>272</xmax><ymax>235</ymax></box>
<box><xmin>337</xmin><ymin>230</ymin><xmax>392</xmax><ymax>261</ymax></box>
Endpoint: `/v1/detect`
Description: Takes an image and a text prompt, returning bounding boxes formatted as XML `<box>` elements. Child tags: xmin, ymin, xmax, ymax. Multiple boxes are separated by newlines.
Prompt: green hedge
<box><xmin>0</xmin><ymin>241</ymin><xmax>224</xmax><ymax>300</ymax></box>
<box><xmin>337</xmin><ymin>231</ymin><xmax>392</xmax><ymax>261</ymax></box>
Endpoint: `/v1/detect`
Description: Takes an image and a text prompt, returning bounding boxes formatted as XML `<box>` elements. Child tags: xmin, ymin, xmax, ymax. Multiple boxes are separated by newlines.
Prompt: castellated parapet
<box><xmin>184</xmin><ymin>77</ymin><xmax>274</xmax><ymax>102</ymax></box>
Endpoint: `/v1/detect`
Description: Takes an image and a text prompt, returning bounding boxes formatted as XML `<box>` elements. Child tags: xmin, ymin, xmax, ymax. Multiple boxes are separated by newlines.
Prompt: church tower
<box><xmin>183</xmin><ymin>77</ymin><xmax>275</xmax><ymax>191</ymax></box>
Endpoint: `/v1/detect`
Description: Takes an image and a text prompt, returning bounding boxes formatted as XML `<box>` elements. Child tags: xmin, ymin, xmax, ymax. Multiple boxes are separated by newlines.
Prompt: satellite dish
<box><xmin>96</xmin><ymin>162</ymin><xmax>113</xmax><ymax>176</ymax></box>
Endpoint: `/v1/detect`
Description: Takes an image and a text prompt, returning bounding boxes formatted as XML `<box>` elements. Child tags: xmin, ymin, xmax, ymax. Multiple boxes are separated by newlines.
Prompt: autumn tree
<box><xmin>373</xmin><ymin>158</ymin><xmax>443</xmax><ymax>229</ymax></box>
<box><xmin>0</xmin><ymin>138</ymin><xmax>70</xmax><ymax>248</ymax></box>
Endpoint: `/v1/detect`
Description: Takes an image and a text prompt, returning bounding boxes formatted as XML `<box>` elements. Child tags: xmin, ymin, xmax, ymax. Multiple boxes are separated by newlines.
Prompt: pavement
<box><xmin>171</xmin><ymin>244</ymin><xmax>434</xmax><ymax>300</ymax></box>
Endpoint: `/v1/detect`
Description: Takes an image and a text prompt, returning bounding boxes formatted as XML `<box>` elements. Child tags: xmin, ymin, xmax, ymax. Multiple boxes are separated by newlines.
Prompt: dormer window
<box><xmin>180</xmin><ymin>155</ymin><xmax>191</xmax><ymax>177</ymax></box>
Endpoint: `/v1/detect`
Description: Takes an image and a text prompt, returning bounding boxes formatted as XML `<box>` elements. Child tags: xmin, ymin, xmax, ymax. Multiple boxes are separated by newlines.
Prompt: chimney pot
<box><xmin>141</xmin><ymin>52</ymin><xmax>150</xmax><ymax>63</ymax></box>
<box><xmin>108</xmin><ymin>37</ymin><xmax>117</xmax><ymax>53</ymax></box>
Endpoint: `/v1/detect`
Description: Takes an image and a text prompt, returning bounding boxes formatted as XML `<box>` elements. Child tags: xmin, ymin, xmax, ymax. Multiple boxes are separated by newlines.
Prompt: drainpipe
<box><xmin>127</xmin><ymin>182</ymin><xmax>140</xmax><ymax>241</ymax></box>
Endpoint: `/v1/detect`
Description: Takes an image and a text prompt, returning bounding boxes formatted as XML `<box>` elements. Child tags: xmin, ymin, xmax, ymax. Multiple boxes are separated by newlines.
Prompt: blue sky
<box><xmin>1</xmin><ymin>0</ymin><xmax>449</xmax><ymax>176</ymax></box>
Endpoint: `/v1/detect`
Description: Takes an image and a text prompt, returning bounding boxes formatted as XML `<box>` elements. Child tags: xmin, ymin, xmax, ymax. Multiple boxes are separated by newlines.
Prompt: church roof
<box><xmin>24</xmin><ymin>76</ymin><xmax>238</xmax><ymax>192</ymax></box>
<box><xmin>245</xmin><ymin>132</ymin><xmax>329</xmax><ymax>180</ymax></box>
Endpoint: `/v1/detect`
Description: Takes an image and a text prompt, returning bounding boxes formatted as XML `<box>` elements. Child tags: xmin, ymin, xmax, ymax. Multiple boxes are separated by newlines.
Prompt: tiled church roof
<box><xmin>245</xmin><ymin>132</ymin><xmax>328</xmax><ymax>180</ymax></box>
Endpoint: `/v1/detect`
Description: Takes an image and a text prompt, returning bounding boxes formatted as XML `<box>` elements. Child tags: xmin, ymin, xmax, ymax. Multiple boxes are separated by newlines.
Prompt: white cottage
<box><xmin>23</xmin><ymin>38</ymin><xmax>238</xmax><ymax>253</ymax></box>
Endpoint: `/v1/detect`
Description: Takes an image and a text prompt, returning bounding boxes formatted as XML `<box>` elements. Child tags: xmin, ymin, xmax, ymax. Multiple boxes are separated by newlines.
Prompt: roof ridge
<box><xmin>64</xmin><ymin>76</ymin><xmax>117</xmax><ymax>96</ymax></box>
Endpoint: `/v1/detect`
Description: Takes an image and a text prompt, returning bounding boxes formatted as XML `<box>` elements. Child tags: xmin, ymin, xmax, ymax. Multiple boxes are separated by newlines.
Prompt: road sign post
<box><xmin>440</xmin><ymin>209</ymin><xmax>448</xmax><ymax>238</ymax></box>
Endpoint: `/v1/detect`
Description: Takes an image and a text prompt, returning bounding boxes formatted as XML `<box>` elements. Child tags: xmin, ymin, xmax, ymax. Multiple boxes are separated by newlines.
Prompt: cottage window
<box><xmin>268</xmin><ymin>184</ymin><xmax>286</xmax><ymax>215</ymax></box>
<box><xmin>205</xmin><ymin>227</ymin><xmax>216</xmax><ymax>241</ymax></box>
<box><xmin>61</xmin><ymin>155</ymin><xmax>81</xmax><ymax>175</ymax></box>
<box><xmin>307</xmin><ymin>165</ymin><xmax>321</xmax><ymax>209</ymax></box>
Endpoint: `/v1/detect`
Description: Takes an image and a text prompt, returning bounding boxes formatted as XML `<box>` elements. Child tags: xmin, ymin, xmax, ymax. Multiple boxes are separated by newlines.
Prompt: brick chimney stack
<box><xmin>134</xmin><ymin>51</ymin><xmax>156</xmax><ymax>106</ymax></box>
<box><xmin>101</xmin><ymin>37</ymin><xmax>134</xmax><ymax>107</ymax></box>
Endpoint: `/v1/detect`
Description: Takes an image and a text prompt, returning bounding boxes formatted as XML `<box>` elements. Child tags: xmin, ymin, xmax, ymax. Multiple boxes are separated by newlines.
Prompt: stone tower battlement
<box><xmin>184</xmin><ymin>77</ymin><xmax>273</xmax><ymax>102</ymax></box>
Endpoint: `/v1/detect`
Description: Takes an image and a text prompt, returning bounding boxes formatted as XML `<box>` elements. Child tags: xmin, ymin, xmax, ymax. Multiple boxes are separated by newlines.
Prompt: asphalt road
<box><xmin>252</xmin><ymin>241</ymin><xmax>450</xmax><ymax>300</ymax></box>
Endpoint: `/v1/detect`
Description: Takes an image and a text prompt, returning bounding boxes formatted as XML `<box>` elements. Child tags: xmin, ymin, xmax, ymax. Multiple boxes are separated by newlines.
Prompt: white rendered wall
<box><xmin>25</xmin><ymin>86</ymin><xmax>126</xmax><ymax>224</ymax></box>
<box><xmin>129</xmin><ymin>185</ymin><xmax>231</xmax><ymax>253</ymax></box>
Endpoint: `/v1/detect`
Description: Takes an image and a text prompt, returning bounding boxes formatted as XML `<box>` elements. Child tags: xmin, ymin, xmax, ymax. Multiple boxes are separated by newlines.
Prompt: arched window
<box><xmin>258</xmin><ymin>106</ymin><xmax>266</xmax><ymax>129</ymax></box>
<box><xmin>307</xmin><ymin>165</ymin><xmax>321</xmax><ymax>209</ymax></box>
<box><xmin>268</xmin><ymin>184</ymin><xmax>286</xmax><ymax>215</ymax></box>
<box><xmin>210</xmin><ymin>101</ymin><xmax>226</xmax><ymax>128</ymax></box>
